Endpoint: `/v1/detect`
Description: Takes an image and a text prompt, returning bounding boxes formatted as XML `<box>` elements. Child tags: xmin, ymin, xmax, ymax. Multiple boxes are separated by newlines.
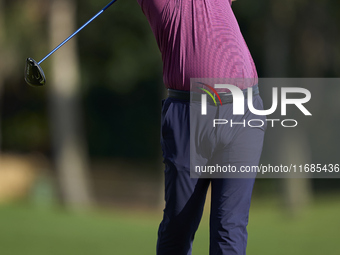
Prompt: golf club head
<box><xmin>25</xmin><ymin>57</ymin><xmax>46</xmax><ymax>87</ymax></box>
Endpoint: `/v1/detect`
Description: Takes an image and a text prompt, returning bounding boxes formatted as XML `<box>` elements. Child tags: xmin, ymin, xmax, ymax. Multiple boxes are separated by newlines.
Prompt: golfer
<box><xmin>137</xmin><ymin>0</ymin><xmax>266</xmax><ymax>254</ymax></box>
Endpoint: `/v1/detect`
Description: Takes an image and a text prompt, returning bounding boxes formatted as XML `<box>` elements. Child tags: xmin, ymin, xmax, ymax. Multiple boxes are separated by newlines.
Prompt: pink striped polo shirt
<box><xmin>137</xmin><ymin>0</ymin><xmax>257</xmax><ymax>90</ymax></box>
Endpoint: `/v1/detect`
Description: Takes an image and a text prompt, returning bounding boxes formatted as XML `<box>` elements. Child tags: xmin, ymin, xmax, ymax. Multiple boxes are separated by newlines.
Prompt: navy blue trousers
<box><xmin>157</xmin><ymin>95</ymin><xmax>266</xmax><ymax>255</ymax></box>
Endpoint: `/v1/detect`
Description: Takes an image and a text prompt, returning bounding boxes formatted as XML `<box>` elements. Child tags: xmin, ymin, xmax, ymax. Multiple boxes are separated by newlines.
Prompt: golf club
<box><xmin>25</xmin><ymin>0</ymin><xmax>118</xmax><ymax>87</ymax></box>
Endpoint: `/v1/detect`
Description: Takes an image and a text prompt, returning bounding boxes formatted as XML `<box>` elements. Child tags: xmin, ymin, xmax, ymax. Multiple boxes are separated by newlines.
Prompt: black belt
<box><xmin>168</xmin><ymin>84</ymin><xmax>259</xmax><ymax>105</ymax></box>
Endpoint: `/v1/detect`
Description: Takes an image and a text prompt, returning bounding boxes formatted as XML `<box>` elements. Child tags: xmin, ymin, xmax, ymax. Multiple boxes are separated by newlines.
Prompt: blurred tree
<box><xmin>0</xmin><ymin>0</ymin><xmax>50</xmax><ymax>153</ymax></box>
<box><xmin>269</xmin><ymin>0</ymin><xmax>312</xmax><ymax>217</ymax></box>
<box><xmin>259</xmin><ymin>0</ymin><xmax>340</xmax><ymax>215</ymax></box>
<box><xmin>49</xmin><ymin>0</ymin><xmax>93</xmax><ymax>209</ymax></box>
<box><xmin>78</xmin><ymin>0</ymin><xmax>162</xmax><ymax>160</ymax></box>
<box><xmin>0</xmin><ymin>0</ymin><xmax>4</xmax><ymax>151</ymax></box>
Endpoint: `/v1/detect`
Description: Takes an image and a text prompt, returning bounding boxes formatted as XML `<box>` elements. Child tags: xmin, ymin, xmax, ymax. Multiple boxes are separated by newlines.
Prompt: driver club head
<box><xmin>24</xmin><ymin>57</ymin><xmax>46</xmax><ymax>87</ymax></box>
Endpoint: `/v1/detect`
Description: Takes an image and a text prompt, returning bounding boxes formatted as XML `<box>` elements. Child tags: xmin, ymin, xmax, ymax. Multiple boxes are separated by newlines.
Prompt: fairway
<box><xmin>0</xmin><ymin>197</ymin><xmax>339</xmax><ymax>255</ymax></box>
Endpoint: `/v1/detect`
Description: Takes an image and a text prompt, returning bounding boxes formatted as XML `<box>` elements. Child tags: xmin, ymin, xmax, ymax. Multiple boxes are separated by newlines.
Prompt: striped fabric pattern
<box><xmin>137</xmin><ymin>0</ymin><xmax>257</xmax><ymax>90</ymax></box>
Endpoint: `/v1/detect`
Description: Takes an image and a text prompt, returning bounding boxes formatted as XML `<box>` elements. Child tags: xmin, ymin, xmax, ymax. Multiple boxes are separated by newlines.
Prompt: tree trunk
<box><xmin>49</xmin><ymin>0</ymin><xmax>93</xmax><ymax>210</ymax></box>
<box><xmin>264</xmin><ymin>0</ymin><xmax>312</xmax><ymax>216</ymax></box>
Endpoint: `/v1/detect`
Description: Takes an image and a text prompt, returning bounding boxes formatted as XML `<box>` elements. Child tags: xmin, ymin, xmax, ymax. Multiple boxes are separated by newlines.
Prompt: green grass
<box><xmin>0</xmin><ymin>196</ymin><xmax>339</xmax><ymax>255</ymax></box>
<box><xmin>246</xmin><ymin>197</ymin><xmax>340</xmax><ymax>255</ymax></box>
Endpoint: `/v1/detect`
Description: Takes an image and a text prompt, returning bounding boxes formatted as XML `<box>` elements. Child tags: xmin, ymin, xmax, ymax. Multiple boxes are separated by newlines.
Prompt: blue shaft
<box><xmin>38</xmin><ymin>0</ymin><xmax>118</xmax><ymax>65</ymax></box>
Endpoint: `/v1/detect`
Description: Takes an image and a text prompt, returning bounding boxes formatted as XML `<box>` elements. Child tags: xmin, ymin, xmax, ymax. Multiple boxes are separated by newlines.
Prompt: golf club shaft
<box><xmin>38</xmin><ymin>0</ymin><xmax>118</xmax><ymax>65</ymax></box>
